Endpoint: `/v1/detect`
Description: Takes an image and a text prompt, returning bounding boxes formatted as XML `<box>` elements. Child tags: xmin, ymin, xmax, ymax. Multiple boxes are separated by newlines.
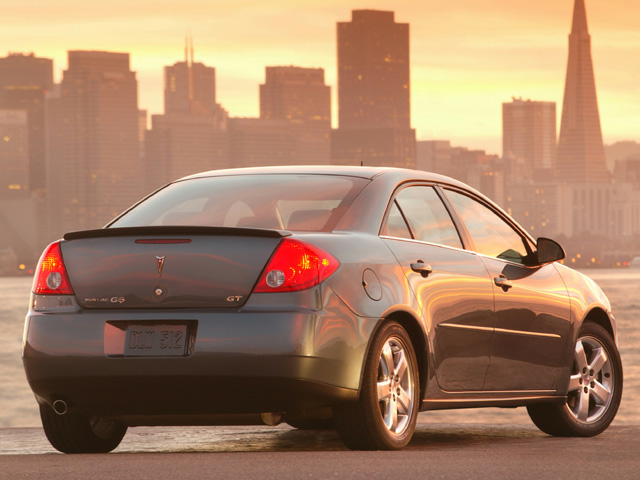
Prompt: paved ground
<box><xmin>1</xmin><ymin>423</ymin><xmax>638</xmax><ymax>479</ymax></box>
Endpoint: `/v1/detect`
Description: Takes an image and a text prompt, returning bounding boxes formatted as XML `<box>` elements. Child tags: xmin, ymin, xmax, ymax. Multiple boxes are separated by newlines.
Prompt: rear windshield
<box><xmin>109</xmin><ymin>174</ymin><xmax>368</xmax><ymax>232</ymax></box>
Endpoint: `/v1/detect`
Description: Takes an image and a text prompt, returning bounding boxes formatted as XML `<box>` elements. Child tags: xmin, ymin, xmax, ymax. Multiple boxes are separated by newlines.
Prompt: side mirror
<box><xmin>536</xmin><ymin>237</ymin><xmax>565</xmax><ymax>265</ymax></box>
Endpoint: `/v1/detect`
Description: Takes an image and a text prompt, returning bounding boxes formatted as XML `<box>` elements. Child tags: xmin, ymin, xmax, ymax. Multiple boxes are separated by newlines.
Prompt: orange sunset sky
<box><xmin>3</xmin><ymin>0</ymin><xmax>639</xmax><ymax>154</ymax></box>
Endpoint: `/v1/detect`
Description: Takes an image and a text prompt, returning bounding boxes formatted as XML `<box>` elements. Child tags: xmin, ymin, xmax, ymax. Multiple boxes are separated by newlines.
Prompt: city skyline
<box><xmin>2</xmin><ymin>2</ymin><xmax>640</xmax><ymax>272</ymax></box>
<box><xmin>2</xmin><ymin>0</ymin><xmax>638</xmax><ymax>154</ymax></box>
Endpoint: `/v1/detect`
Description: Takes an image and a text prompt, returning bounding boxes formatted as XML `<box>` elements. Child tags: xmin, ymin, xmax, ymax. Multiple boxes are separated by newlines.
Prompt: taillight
<box><xmin>33</xmin><ymin>241</ymin><xmax>74</xmax><ymax>295</ymax></box>
<box><xmin>254</xmin><ymin>239</ymin><xmax>339</xmax><ymax>293</ymax></box>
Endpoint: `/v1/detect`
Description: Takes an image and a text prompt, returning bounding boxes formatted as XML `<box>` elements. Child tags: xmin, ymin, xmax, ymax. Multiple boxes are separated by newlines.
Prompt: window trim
<box><xmin>378</xmin><ymin>198</ymin><xmax>414</xmax><ymax>240</ymax></box>
<box><xmin>379</xmin><ymin>233</ymin><xmax>475</xmax><ymax>256</ymax></box>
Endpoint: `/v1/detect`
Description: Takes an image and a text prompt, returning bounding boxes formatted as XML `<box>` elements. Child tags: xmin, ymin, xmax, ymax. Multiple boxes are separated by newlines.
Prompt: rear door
<box><xmin>443</xmin><ymin>189</ymin><xmax>571</xmax><ymax>392</ymax></box>
<box><xmin>380</xmin><ymin>185</ymin><xmax>495</xmax><ymax>392</ymax></box>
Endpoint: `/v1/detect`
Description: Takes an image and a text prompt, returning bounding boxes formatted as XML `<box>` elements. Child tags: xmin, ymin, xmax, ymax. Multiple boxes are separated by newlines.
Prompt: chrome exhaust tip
<box><xmin>52</xmin><ymin>399</ymin><xmax>68</xmax><ymax>416</ymax></box>
<box><xmin>260</xmin><ymin>412</ymin><xmax>283</xmax><ymax>426</ymax></box>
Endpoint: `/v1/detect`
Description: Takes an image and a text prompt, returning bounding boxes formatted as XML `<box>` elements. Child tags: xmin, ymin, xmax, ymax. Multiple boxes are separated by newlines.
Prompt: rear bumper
<box><xmin>23</xmin><ymin>295</ymin><xmax>377</xmax><ymax>421</ymax></box>
<box><xmin>26</xmin><ymin>375</ymin><xmax>357</xmax><ymax>421</ymax></box>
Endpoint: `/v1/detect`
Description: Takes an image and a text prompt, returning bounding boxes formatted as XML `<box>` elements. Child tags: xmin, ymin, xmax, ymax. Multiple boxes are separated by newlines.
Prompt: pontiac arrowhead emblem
<box><xmin>156</xmin><ymin>256</ymin><xmax>166</xmax><ymax>277</ymax></box>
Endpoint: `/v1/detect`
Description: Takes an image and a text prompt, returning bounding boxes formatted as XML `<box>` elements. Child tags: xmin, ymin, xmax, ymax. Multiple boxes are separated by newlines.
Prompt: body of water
<box><xmin>1</xmin><ymin>269</ymin><xmax>638</xmax><ymax>428</ymax></box>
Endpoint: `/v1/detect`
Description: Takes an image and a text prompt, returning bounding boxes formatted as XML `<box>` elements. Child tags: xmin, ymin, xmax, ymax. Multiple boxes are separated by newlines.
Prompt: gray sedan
<box><xmin>23</xmin><ymin>166</ymin><xmax>622</xmax><ymax>452</ymax></box>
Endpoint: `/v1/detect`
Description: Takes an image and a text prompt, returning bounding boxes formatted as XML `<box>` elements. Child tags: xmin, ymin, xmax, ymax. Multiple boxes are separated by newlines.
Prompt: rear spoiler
<box><xmin>63</xmin><ymin>226</ymin><xmax>292</xmax><ymax>241</ymax></box>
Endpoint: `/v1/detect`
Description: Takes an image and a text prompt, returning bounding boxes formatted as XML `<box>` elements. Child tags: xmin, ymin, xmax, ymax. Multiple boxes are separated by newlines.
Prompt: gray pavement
<box><xmin>0</xmin><ymin>423</ymin><xmax>638</xmax><ymax>479</ymax></box>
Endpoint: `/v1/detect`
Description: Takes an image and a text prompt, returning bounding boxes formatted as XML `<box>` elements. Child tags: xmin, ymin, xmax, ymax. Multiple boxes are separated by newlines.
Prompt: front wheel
<box><xmin>527</xmin><ymin>322</ymin><xmax>623</xmax><ymax>436</ymax></box>
<box><xmin>40</xmin><ymin>404</ymin><xmax>128</xmax><ymax>453</ymax></box>
<box><xmin>334</xmin><ymin>321</ymin><xmax>419</xmax><ymax>450</ymax></box>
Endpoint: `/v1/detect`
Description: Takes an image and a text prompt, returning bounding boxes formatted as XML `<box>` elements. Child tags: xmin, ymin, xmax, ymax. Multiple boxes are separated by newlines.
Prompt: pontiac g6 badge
<box><xmin>156</xmin><ymin>256</ymin><xmax>166</xmax><ymax>277</ymax></box>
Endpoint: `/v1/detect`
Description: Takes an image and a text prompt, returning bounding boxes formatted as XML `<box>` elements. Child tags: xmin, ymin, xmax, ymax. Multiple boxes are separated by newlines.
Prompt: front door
<box><xmin>443</xmin><ymin>189</ymin><xmax>571</xmax><ymax>392</ymax></box>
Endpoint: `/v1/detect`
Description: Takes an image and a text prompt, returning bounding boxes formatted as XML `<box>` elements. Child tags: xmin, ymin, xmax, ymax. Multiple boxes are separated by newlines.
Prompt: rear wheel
<box><xmin>527</xmin><ymin>322</ymin><xmax>622</xmax><ymax>436</ymax></box>
<box><xmin>334</xmin><ymin>321</ymin><xmax>419</xmax><ymax>450</ymax></box>
<box><xmin>40</xmin><ymin>404</ymin><xmax>127</xmax><ymax>453</ymax></box>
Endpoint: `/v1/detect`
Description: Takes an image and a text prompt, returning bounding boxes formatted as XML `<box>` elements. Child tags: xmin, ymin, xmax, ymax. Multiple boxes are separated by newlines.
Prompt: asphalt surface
<box><xmin>1</xmin><ymin>423</ymin><xmax>638</xmax><ymax>479</ymax></box>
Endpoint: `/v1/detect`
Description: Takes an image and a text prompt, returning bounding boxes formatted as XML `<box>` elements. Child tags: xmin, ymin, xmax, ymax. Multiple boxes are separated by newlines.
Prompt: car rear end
<box><xmin>22</xmin><ymin>171</ymin><xmax>374</xmax><ymax>425</ymax></box>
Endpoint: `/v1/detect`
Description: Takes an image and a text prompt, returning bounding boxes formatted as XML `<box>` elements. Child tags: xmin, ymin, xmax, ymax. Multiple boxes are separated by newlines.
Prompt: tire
<box><xmin>334</xmin><ymin>321</ymin><xmax>419</xmax><ymax>450</ymax></box>
<box><xmin>40</xmin><ymin>403</ymin><xmax>128</xmax><ymax>453</ymax></box>
<box><xmin>527</xmin><ymin>322</ymin><xmax>623</xmax><ymax>437</ymax></box>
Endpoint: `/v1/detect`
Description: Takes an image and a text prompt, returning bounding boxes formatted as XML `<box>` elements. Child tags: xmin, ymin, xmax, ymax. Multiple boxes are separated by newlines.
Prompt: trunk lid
<box><xmin>61</xmin><ymin>226</ymin><xmax>287</xmax><ymax>309</ymax></box>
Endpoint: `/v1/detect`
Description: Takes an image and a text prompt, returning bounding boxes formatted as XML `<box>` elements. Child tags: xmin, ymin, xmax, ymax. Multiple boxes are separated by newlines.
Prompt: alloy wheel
<box><xmin>376</xmin><ymin>336</ymin><xmax>415</xmax><ymax>436</ymax></box>
<box><xmin>566</xmin><ymin>335</ymin><xmax>614</xmax><ymax>424</ymax></box>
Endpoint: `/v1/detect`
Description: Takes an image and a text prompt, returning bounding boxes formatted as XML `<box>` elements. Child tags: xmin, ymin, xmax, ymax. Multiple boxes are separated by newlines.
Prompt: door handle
<box><xmin>410</xmin><ymin>261</ymin><xmax>433</xmax><ymax>278</ymax></box>
<box><xmin>494</xmin><ymin>275</ymin><xmax>513</xmax><ymax>291</ymax></box>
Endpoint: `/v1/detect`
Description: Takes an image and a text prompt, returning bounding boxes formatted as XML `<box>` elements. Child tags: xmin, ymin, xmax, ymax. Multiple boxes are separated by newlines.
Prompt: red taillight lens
<box><xmin>254</xmin><ymin>239</ymin><xmax>339</xmax><ymax>293</ymax></box>
<box><xmin>33</xmin><ymin>242</ymin><xmax>74</xmax><ymax>295</ymax></box>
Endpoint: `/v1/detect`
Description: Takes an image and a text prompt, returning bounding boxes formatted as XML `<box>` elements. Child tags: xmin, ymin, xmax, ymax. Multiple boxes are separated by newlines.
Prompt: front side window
<box><xmin>445</xmin><ymin>190</ymin><xmax>529</xmax><ymax>264</ymax></box>
<box><xmin>387</xmin><ymin>186</ymin><xmax>462</xmax><ymax>249</ymax></box>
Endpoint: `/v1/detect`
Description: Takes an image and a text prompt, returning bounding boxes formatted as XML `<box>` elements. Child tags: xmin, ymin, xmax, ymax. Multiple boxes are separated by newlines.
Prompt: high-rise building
<box><xmin>556</xmin><ymin>0</ymin><xmax>609</xmax><ymax>183</ymax></box>
<box><xmin>614</xmin><ymin>158</ymin><xmax>640</xmax><ymax>187</ymax></box>
<box><xmin>164</xmin><ymin>38</ymin><xmax>217</xmax><ymax>116</ymax></box>
<box><xmin>138</xmin><ymin>109</ymin><xmax>148</xmax><ymax>159</ymax></box>
<box><xmin>416</xmin><ymin>140</ymin><xmax>503</xmax><ymax>204</ymax></box>
<box><xmin>46</xmin><ymin>51</ymin><xmax>142</xmax><ymax>237</ymax></box>
<box><xmin>337</xmin><ymin>10</ymin><xmax>410</xmax><ymax>129</ymax></box>
<box><xmin>228</xmin><ymin>118</ymin><xmax>298</xmax><ymax>167</ymax></box>
<box><xmin>565</xmin><ymin>183</ymin><xmax>640</xmax><ymax>237</ymax></box>
<box><xmin>0</xmin><ymin>53</ymin><xmax>54</xmax><ymax>191</ymax></box>
<box><xmin>146</xmin><ymin>42</ymin><xmax>229</xmax><ymax>189</ymax></box>
<box><xmin>502</xmin><ymin>98</ymin><xmax>557</xmax><ymax>182</ymax></box>
<box><xmin>416</xmin><ymin>140</ymin><xmax>451</xmax><ymax>173</ymax></box>
<box><xmin>332</xmin><ymin>10</ymin><xmax>416</xmax><ymax>167</ymax></box>
<box><xmin>260</xmin><ymin>66</ymin><xmax>331</xmax><ymax>164</ymax></box>
<box><xmin>146</xmin><ymin>113</ymin><xmax>229</xmax><ymax>189</ymax></box>
<box><xmin>0</xmin><ymin>109</ymin><xmax>29</xmax><ymax>198</ymax></box>
<box><xmin>606</xmin><ymin>141</ymin><xmax>640</xmax><ymax>173</ymax></box>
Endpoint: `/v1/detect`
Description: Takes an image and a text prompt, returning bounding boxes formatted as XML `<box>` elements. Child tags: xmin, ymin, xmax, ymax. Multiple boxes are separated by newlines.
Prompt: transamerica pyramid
<box><xmin>556</xmin><ymin>0</ymin><xmax>609</xmax><ymax>183</ymax></box>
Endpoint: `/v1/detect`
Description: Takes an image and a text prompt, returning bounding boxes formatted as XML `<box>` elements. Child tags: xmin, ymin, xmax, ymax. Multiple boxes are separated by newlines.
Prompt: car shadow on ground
<box><xmin>109</xmin><ymin>423</ymin><xmax>548</xmax><ymax>454</ymax></box>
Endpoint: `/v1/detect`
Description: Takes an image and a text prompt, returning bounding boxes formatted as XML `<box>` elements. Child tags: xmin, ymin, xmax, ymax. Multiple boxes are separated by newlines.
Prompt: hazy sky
<box><xmin>3</xmin><ymin>0</ymin><xmax>639</xmax><ymax>154</ymax></box>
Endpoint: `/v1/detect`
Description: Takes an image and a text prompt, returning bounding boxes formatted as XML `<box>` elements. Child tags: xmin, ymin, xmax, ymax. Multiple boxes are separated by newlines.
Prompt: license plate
<box><xmin>124</xmin><ymin>324</ymin><xmax>188</xmax><ymax>357</ymax></box>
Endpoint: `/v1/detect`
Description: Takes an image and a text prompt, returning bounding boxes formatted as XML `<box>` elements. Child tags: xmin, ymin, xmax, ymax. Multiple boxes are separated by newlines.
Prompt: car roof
<box><xmin>179</xmin><ymin>165</ymin><xmax>472</xmax><ymax>190</ymax></box>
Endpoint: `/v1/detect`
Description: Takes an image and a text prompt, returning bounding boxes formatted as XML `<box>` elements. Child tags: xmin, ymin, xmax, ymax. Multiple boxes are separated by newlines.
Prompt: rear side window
<box><xmin>110</xmin><ymin>175</ymin><xmax>368</xmax><ymax>232</ymax></box>
<box><xmin>381</xmin><ymin>201</ymin><xmax>412</xmax><ymax>239</ymax></box>
<box><xmin>384</xmin><ymin>186</ymin><xmax>462</xmax><ymax>249</ymax></box>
